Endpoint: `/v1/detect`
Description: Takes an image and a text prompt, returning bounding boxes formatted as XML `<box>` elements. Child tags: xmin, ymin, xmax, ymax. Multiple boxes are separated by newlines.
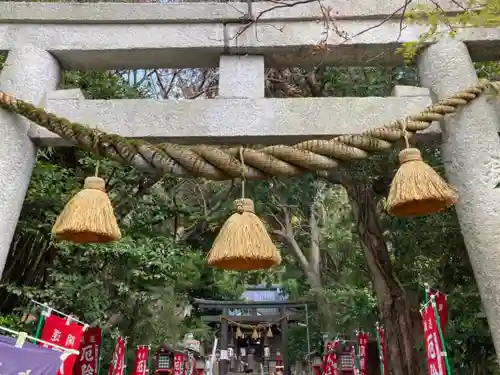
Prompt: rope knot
<box><xmin>83</xmin><ymin>176</ymin><xmax>106</xmax><ymax>192</ymax></box>
<box><xmin>399</xmin><ymin>148</ymin><xmax>422</xmax><ymax>164</ymax></box>
<box><xmin>233</xmin><ymin>198</ymin><xmax>255</xmax><ymax>214</ymax></box>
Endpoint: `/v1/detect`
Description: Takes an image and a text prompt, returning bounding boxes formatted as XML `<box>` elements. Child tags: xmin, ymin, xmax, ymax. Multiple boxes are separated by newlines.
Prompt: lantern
<box><xmin>155</xmin><ymin>345</ymin><xmax>174</xmax><ymax>374</ymax></box>
<box><xmin>312</xmin><ymin>356</ymin><xmax>322</xmax><ymax>375</ymax></box>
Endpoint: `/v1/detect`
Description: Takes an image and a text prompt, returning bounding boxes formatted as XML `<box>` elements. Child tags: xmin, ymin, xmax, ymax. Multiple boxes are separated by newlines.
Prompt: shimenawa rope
<box><xmin>0</xmin><ymin>79</ymin><xmax>497</xmax><ymax>180</ymax></box>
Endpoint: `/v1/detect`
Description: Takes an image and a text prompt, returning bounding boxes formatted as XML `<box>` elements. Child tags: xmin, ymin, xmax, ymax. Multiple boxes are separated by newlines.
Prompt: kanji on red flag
<box><xmin>40</xmin><ymin>315</ymin><xmax>85</xmax><ymax>375</ymax></box>
<box><xmin>428</xmin><ymin>289</ymin><xmax>447</xmax><ymax>334</ymax></box>
<box><xmin>422</xmin><ymin>304</ymin><xmax>446</xmax><ymax>375</ymax></box>
<box><xmin>357</xmin><ymin>333</ymin><xmax>369</xmax><ymax>375</ymax></box>
<box><xmin>133</xmin><ymin>346</ymin><xmax>149</xmax><ymax>375</ymax></box>
<box><xmin>75</xmin><ymin>327</ymin><xmax>102</xmax><ymax>375</ymax></box>
<box><xmin>109</xmin><ymin>336</ymin><xmax>126</xmax><ymax>375</ymax></box>
<box><xmin>376</xmin><ymin>326</ymin><xmax>388</xmax><ymax>375</ymax></box>
<box><xmin>173</xmin><ymin>353</ymin><xmax>183</xmax><ymax>375</ymax></box>
<box><xmin>323</xmin><ymin>340</ymin><xmax>339</xmax><ymax>375</ymax></box>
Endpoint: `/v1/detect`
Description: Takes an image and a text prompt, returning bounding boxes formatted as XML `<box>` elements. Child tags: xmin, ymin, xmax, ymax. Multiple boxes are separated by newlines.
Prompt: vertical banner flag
<box><xmin>323</xmin><ymin>340</ymin><xmax>339</xmax><ymax>375</ymax></box>
<box><xmin>357</xmin><ymin>333</ymin><xmax>368</xmax><ymax>375</ymax></box>
<box><xmin>40</xmin><ymin>315</ymin><xmax>84</xmax><ymax>375</ymax></box>
<box><xmin>428</xmin><ymin>289</ymin><xmax>447</xmax><ymax>334</ymax></box>
<box><xmin>133</xmin><ymin>346</ymin><xmax>149</xmax><ymax>375</ymax></box>
<box><xmin>422</xmin><ymin>304</ymin><xmax>446</xmax><ymax>375</ymax></box>
<box><xmin>174</xmin><ymin>353</ymin><xmax>184</xmax><ymax>375</ymax></box>
<box><xmin>350</xmin><ymin>344</ymin><xmax>358</xmax><ymax>375</ymax></box>
<box><xmin>109</xmin><ymin>336</ymin><xmax>126</xmax><ymax>375</ymax></box>
<box><xmin>185</xmin><ymin>350</ymin><xmax>195</xmax><ymax>375</ymax></box>
<box><xmin>376</xmin><ymin>326</ymin><xmax>388</xmax><ymax>375</ymax></box>
<box><xmin>76</xmin><ymin>327</ymin><xmax>102</xmax><ymax>375</ymax></box>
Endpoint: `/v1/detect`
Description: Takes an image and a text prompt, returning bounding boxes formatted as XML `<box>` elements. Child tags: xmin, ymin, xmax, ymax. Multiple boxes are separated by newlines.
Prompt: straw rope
<box><xmin>220</xmin><ymin>314</ymin><xmax>289</xmax><ymax>330</ymax></box>
<box><xmin>0</xmin><ymin>79</ymin><xmax>498</xmax><ymax>180</ymax></box>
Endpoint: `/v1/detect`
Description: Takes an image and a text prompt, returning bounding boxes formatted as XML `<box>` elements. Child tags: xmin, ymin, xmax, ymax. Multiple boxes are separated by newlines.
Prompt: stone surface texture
<box><xmin>418</xmin><ymin>40</ymin><xmax>500</xmax><ymax>358</ymax></box>
<box><xmin>219</xmin><ymin>55</ymin><xmax>265</xmax><ymax>98</ymax></box>
<box><xmin>34</xmin><ymin>90</ymin><xmax>434</xmax><ymax>146</ymax></box>
<box><xmin>0</xmin><ymin>46</ymin><xmax>60</xmax><ymax>277</ymax></box>
<box><xmin>0</xmin><ymin>1</ymin><xmax>498</xmax><ymax>69</ymax></box>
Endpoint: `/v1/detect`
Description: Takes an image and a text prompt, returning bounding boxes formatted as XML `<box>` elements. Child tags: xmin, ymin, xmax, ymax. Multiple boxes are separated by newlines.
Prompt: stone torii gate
<box><xmin>2</xmin><ymin>0</ymin><xmax>500</xmax><ymax>358</ymax></box>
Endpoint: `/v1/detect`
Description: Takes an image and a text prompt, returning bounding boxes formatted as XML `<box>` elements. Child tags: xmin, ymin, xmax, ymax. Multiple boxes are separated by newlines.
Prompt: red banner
<box><xmin>323</xmin><ymin>340</ymin><xmax>339</xmax><ymax>375</ymax></box>
<box><xmin>75</xmin><ymin>327</ymin><xmax>101</xmax><ymax>375</ymax></box>
<box><xmin>133</xmin><ymin>346</ymin><xmax>149</xmax><ymax>375</ymax></box>
<box><xmin>109</xmin><ymin>336</ymin><xmax>126</xmax><ymax>375</ymax></box>
<box><xmin>357</xmin><ymin>333</ymin><xmax>368</xmax><ymax>375</ymax></box>
<box><xmin>376</xmin><ymin>326</ymin><xmax>388</xmax><ymax>375</ymax></box>
<box><xmin>40</xmin><ymin>315</ymin><xmax>85</xmax><ymax>375</ymax></box>
<box><xmin>350</xmin><ymin>345</ymin><xmax>357</xmax><ymax>374</ymax></box>
<box><xmin>422</xmin><ymin>304</ymin><xmax>446</xmax><ymax>375</ymax></box>
<box><xmin>428</xmin><ymin>289</ymin><xmax>447</xmax><ymax>334</ymax></box>
<box><xmin>174</xmin><ymin>353</ymin><xmax>184</xmax><ymax>375</ymax></box>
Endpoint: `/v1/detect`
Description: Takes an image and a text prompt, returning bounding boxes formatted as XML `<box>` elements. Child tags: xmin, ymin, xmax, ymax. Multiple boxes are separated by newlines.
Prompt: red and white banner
<box><xmin>40</xmin><ymin>315</ymin><xmax>85</xmax><ymax>375</ymax></box>
<box><xmin>75</xmin><ymin>327</ymin><xmax>102</xmax><ymax>375</ymax></box>
<box><xmin>174</xmin><ymin>353</ymin><xmax>184</xmax><ymax>375</ymax></box>
<box><xmin>350</xmin><ymin>345</ymin><xmax>358</xmax><ymax>374</ymax></box>
<box><xmin>323</xmin><ymin>340</ymin><xmax>339</xmax><ymax>375</ymax></box>
<box><xmin>376</xmin><ymin>326</ymin><xmax>388</xmax><ymax>375</ymax></box>
<box><xmin>428</xmin><ymin>289</ymin><xmax>447</xmax><ymax>334</ymax></box>
<box><xmin>133</xmin><ymin>346</ymin><xmax>149</xmax><ymax>375</ymax></box>
<box><xmin>422</xmin><ymin>303</ymin><xmax>446</xmax><ymax>375</ymax></box>
<box><xmin>109</xmin><ymin>336</ymin><xmax>126</xmax><ymax>375</ymax></box>
<box><xmin>357</xmin><ymin>333</ymin><xmax>368</xmax><ymax>375</ymax></box>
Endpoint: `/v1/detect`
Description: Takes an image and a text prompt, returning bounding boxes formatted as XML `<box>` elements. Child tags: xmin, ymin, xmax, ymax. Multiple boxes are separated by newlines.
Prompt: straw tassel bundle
<box><xmin>207</xmin><ymin>198</ymin><xmax>281</xmax><ymax>271</ymax></box>
<box><xmin>51</xmin><ymin>176</ymin><xmax>121</xmax><ymax>244</ymax></box>
<box><xmin>236</xmin><ymin>327</ymin><xmax>243</xmax><ymax>338</ymax></box>
<box><xmin>266</xmin><ymin>327</ymin><xmax>273</xmax><ymax>338</ymax></box>
<box><xmin>387</xmin><ymin>148</ymin><xmax>458</xmax><ymax>217</ymax></box>
<box><xmin>251</xmin><ymin>328</ymin><xmax>259</xmax><ymax>340</ymax></box>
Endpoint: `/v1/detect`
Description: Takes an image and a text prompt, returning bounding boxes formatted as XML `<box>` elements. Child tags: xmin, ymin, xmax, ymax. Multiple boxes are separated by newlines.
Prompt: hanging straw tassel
<box><xmin>267</xmin><ymin>327</ymin><xmax>273</xmax><ymax>338</ymax></box>
<box><xmin>207</xmin><ymin>198</ymin><xmax>281</xmax><ymax>270</ymax></box>
<box><xmin>52</xmin><ymin>176</ymin><xmax>121</xmax><ymax>244</ymax></box>
<box><xmin>251</xmin><ymin>328</ymin><xmax>259</xmax><ymax>340</ymax></box>
<box><xmin>207</xmin><ymin>148</ymin><xmax>281</xmax><ymax>271</ymax></box>
<box><xmin>387</xmin><ymin>148</ymin><xmax>458</xmax><ymax>217</ymax></box>
<box><xmin>236</xmin><ymin>327</ymin><xmax>242</xmax><ymax>338</ymax></box>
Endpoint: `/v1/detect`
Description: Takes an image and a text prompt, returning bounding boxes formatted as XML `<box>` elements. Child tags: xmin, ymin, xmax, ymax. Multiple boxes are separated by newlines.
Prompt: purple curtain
<box><xmin>0</xmin><ymin>335</ymin><xmax>63</xmax><ymax>375</ymax></box>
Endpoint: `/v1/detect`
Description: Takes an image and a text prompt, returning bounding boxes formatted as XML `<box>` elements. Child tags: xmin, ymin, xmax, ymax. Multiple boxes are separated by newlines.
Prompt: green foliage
<box><xmin>398</xmin><ymin>0</ymin><xmax>500</xmax><ymax>63</ymax></box>
<box><xmin>0</xmin><ymin>314</ymin><xmax>23</xmax><ymax>331</ymax></box>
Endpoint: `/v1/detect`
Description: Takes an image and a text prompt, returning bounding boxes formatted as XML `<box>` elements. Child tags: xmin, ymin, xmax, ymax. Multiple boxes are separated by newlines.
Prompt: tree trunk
<box><xmin>333</xmin><ymin>172</ymin><xmax>424</xmax><ymax>375</ymax></box>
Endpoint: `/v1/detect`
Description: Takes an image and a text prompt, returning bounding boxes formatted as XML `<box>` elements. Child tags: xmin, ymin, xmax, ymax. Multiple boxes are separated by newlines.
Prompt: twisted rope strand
<box><xmin>0</xmin><ymin>79</ymin><xmax>495</xmax><ymax>180</ymax></box>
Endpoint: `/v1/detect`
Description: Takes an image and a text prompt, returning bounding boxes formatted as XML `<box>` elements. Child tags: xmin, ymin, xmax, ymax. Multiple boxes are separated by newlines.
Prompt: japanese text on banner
<box><xmin>428</xmin><ymin>289</ymin><xmax>447</xmax><ymax>334</ymax></box>
<box><xmin>422</xmin><ymin>304</ymin><xmax>446</xmax><ymax>375</ymax></box>
<box><xmin>109</xmin><ymin>336</ymin><xmax>126</xmax><ymax>375</ymax></box>
<box><xmin>76</xmin><ymin>327</ymin><xmax>101</xmax><ymax>375</ymax></box>
<box><xmin>133</xmin><ymin>346</ymin><xmax>149</xmax><ymax>375</ymax></box>
<box><xmin>40</xmin><ymin>315</ymin><xmax>84</xmax><ymax>375</ymax></box>
<box><xmin>174</xmin><ymin>353</ymin><xmax>184</xmax><ymax>375</ymax></box>
<box><xmin>323</xmin><ymin>340</ymin><xmax>338</xmax><ymax>375</ymax></box>
<box><xmin>357</xmin><ymin>333</ymin><xmax>368</xmax><ymax>375</ymax></box>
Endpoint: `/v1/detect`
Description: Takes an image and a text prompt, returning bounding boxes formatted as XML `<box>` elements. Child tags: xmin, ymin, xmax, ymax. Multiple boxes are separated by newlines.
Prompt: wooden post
<box><xmin>279</xmin><ymin>308</ymin><xmax>290</xmax><ymax>375</ymax></box>
<box><xmin>219</xmin><ymin>308</ymin><xmax>229</xmax><ymax>375</ymax></box>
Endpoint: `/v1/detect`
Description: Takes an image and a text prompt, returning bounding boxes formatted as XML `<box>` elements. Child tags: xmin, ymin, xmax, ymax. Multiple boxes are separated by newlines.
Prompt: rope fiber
<box><xmin>0</xmin><ymin>79</ymin><xmax>498</xmax><ymax>181</ymax></box>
